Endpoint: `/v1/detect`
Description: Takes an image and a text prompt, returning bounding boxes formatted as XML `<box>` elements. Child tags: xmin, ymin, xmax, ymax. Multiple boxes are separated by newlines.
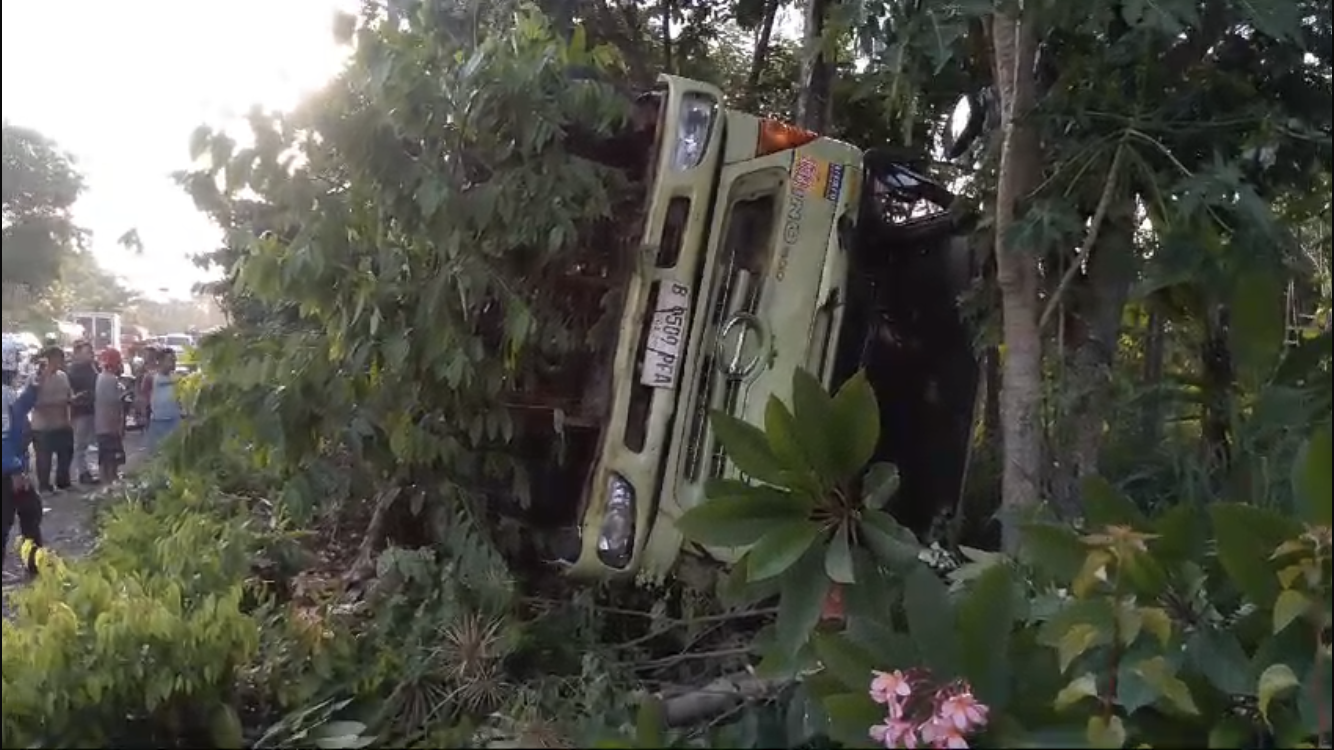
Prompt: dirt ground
<box><xmin>2</xmin><ymin>430</ymin><xmax>151</xmax><ymax>612</ymax></box>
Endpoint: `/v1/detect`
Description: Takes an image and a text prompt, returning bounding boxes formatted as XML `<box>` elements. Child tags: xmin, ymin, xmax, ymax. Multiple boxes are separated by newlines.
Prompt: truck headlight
<box><xmin>669</xmin><ymin>94</ymin><xmax>716</xmax><ymax>171</ymax></box>
<box><xmin>596</xmin><ymin>473</ymin><xmax>637</xmax><ymax>569</ymax></box>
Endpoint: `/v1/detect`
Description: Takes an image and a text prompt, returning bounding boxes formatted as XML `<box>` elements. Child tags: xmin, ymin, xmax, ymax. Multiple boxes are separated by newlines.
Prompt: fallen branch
<box><xmin>344</xmin><ymin>485</ymin><xmax>402</xmax><ymax>586</ymax></box>
<box><xmin>659</xmin><ymin>671</ymin><xmax>789</xmax><ymax>728</ymax></box>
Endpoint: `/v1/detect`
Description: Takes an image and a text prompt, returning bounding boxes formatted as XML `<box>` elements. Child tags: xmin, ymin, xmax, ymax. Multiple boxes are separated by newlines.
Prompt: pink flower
<box><xmin>870</xmin><ymin>718</ymin><xmax>921</xmax><ymax>748</ymax></box>
<box><xmin>935</xmin><ymin>691</ymin><xmax>989</xmax><ymax>732</ymax></box>
<box><xmin>870</xmin><ymin>669</ymin><xmax>913</xmax><ymax>707</ymax></box>
<box><xmin>919</xmin><ymin>718</ymin><xmax>971</xmax><ymax>749</ymax></box>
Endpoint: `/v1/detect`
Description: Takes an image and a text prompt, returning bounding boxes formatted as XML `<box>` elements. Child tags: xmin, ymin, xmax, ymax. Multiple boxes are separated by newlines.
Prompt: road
<box><xmin>2</xmin><ymin>430</ymin><xmax>150</xmax><ymax>605</ymax></box>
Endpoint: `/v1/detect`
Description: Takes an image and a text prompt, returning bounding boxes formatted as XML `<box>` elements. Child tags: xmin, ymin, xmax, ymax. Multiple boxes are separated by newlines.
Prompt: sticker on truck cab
<box><xmin>790</xmin><ymin>157</ymin><xmax>843</xmax><ymax>203</ymax></box>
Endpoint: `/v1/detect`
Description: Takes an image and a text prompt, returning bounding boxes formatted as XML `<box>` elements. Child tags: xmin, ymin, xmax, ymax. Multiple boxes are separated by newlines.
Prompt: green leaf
<box><xmin>828</xmin><ymin>371</ymin><xmax>880</xmax><ymax>480</ymax></box>
<box><xmin>1132</xmin><ymin>656</ymin><xmax>1199</xmax><ymax>715</ymax></box>
<box><xmin>1120</xmin><ymin>545</ymin><xmax>1170</xmax><ymax>600</ymax></box>
<box><xmin>903</xmin><ymin>565</ymin><xmax>959</xmax><ymax>677</ymax></box>
<box><xmin>822</xmin><ymin>692</ymin><xmax>883</xmax><ymax>749</ymax></box>
<box><xmin>1085</xmin><ymin>715</ymin><xmax>1126</xmax><ymax>749</ymax></box>
<box><xmin>1080</xmin><ymin>475</ymin><xmax>1148</xmax><ymax>530</ymax></box>
<box><xmin>677</xmin><ymin>484</ymin><xmax>813</xmax><ymax>547</ymax></box>
<box><xmin>791</xmin><ymin>367</ymin><xmax>837</xmax><ymax>477</ymax></box>
<box><xmin>784</xmin><ymin>684</ymin><xmax>829</xmax><ymax>749</ymax></box>
<box><xmin>845</xmin><ymin>619</ymin><xmax>918</xmax><ymax>673</ymax></box>
<box><xmin>861</xmin><ymin>462</ymin><xmax>900</xmax><ymax>510</ymax></box>
<box><xmin>1057</xmin><ymin>624</ymin><xmax>1102</xmax><ymax>674</ymax></box>
<box><xmin>710</xmin><ymin>410</ymin><xmax>788</xmax><ymax>486</ymax></box>
<box><xmin>765</xmin><ymin>395</ymin><xmax>816</xmax><ymax>477</ymax></box>
<box><xmin>772</xmin><ymin>547</ymin><xmax>832</xmax><ymax>663</ymax></box>
<box><xmin>1257</xmin><ymin>663</ymin><xmax>1300</xmax><ymax>722</ymax></box>
<box><xmin>858</xmin><ymin>511</ymin><xmax>920</xmax><ymax>566</ymax></box>
<box><xmin>1292</xmin><ymin>423</ymin><xmax>1332</xmax><ymax>526</ymax></box>
<box><xmin>1054</xmin><ymin>673</ymin><xmax>1099</xmax><ymax>712</ymax></box>
<box><xmin>747</xmin><ymin>520</ymin><xmax>827</xmax><ymax>582</ymax></box>
<box><xmin>310</xmin><ymin>721</ymin><xmax>369</xmax><ymax>739</ymax></box>
<box><xmin>1271</xmin><ymin>589</ymin><xmax>1312</xmax><ymax>634</ymax></box>
<box><xmin>956</xmin><ymin>563</ymin><xmax>1014</xmax><ymax>707</ymax></box>
<box><xmin>1019</xmin><ymin>523</ymin><xmax>1087</xmax><ymax>583</ymax></box>
<box><xmin>1228</xmin><ymin>269</ymin><xmax>1285</xmax><ymax>387</ymax></box>
<box><xmin>812</xmin><ymin>631</ymin><xmax>878</xmax><ymax>691</ymax></box>
<box><xmin>1184</xmin><ymin>629</ymin><xmax>1255</xmax><ymax>696</ymax></box>
<box><xmin>1150</xmin><ymin>502</ymin><xmax>1207</xmax><ymax>562</ymax></box>
<box><xmin>208</xmin><ymin>702</ymin><xmax>245</xmax><ymax>749</ymax></box>
<box><xmin>1209</xmin><ymin>503</ymin><xmax>1303</xmax><ymax>606</ymax></box>
<box><xmin>825</xmin><ymin>524</ymin><xmax>856</xmax><ymax>584</ymax></box>
<box><xmin>313</xmin><ymin>736</ymin><xmax>374</xmax><ymax>750</ymax></box>
<box><xmin>717</xmin><ymin>555</ymin><xmax>784</xmax><ymax>608</ymax></box>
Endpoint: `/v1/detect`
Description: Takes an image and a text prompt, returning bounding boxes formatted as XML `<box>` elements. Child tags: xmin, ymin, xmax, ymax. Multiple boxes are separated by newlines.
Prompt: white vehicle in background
<box><xmin>1</xmin><ymin>333</ymin><xmax>40</xmax><ymax>385</ymax></box>
<box><xmin>70</xmin><ymin>311</ymin><xmax>123</xmax><ymax>352</ymax></box>
<box><xmin>149</xmin><ymin>332</ymin><xmax>200</xmax><ymax>373</ymax></box>
<box><xmin>157</xmin><ymin>333</ymin><xmax>196</xmax><ymax>352</ymax></box>
<box><xmin>6</xmin><ymin>331</ymin><xmax>41</xmax><ymax>352</ymax></box>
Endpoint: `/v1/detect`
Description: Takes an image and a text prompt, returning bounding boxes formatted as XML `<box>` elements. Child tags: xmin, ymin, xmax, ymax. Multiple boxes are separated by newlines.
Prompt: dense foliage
<box><xmin>2</xmin><ymin>0</ymin><xmax>1330</xmax><ymax>746</ymax></box>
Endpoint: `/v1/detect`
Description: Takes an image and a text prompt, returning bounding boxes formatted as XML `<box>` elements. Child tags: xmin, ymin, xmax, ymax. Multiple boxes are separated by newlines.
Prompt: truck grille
<box><xmin>682</xmin><ymin>196</ymin><xmax>775</xmax><ymax>482</ymax></box>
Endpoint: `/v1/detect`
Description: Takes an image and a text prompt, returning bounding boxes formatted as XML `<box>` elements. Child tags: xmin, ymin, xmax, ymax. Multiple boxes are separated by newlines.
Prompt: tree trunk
<box><xmin>1140</xmin><ymin>304</ymin><xmax>1165</xmax><ymax>443</ymax></box>
<box><xmin>989</xmin><ymin>11</ymin><xmax>1044</xmax><ymax>552</ymax></box>
<box><xmin>744</xmin><ymin>0</ymin><xmax>781</xmax><ymax>110</ymax></box>
<box><xmin>662</xmin><ymin>0</ymin><xmax>674</xmax><ymax>73</ymax></box>
<box><xmin>1053</xmin><ymin>194</ymin><xmax>1136</xmax><ymax>515</ymax></box>
<box><xmin>1201</xmin><ymin>303</ymin><xmax>1234</xmax><ymax>470</ymax></box>
<box><xmin>982</xmin><ymin>345</ymin><xmax>1000</xmax><ymax>431</ymax></box>
<box><xmin>796</xmin><ymin>0</ymin><xmax>835</xmax><ymax>131</ymax></box>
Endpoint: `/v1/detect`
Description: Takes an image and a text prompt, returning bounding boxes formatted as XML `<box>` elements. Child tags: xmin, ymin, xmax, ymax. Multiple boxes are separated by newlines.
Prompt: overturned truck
<box><xmin>507</xmin><ymin>74</ymin><xmax>978</xmax><ymax>580</ymax></box>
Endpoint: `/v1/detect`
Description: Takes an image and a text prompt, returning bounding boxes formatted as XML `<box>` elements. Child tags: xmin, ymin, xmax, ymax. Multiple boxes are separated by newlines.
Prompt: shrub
<box><xmin>668</xmin><ymin>369</ymin><xmax>1332</xmax><ymax>749</ymax></box>
<box><xmin>1</xmin><ymin>479</ymin><xmax>262</xmax><ymax>747</ymax></box>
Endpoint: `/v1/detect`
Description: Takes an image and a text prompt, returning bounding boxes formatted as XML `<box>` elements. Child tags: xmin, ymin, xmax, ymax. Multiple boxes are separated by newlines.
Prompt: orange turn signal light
<box><xmin>757</xmin><ymin>118</ymin><xmax>819</xmax><ymax>156</ymax></box>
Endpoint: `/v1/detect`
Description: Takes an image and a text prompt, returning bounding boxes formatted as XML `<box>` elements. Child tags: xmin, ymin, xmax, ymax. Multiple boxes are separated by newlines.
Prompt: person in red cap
<box><xmin>94</xmin><ymin>348</ymin><xmax>127</xmax><ymax>483</ymax></box>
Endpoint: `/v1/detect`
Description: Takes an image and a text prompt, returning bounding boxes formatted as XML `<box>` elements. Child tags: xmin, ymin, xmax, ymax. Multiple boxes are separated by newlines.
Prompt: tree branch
<box><xmin>1038</xmin><ymin>140</ymin><xmax>1128</xmax><ymax>333</ymax></box>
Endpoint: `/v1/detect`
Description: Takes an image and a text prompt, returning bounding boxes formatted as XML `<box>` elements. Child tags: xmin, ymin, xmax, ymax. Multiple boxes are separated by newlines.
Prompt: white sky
<box><xmin>2</xmin><ymin>0</ymin><xmax>351</xmax><ymax>301</ymax></box>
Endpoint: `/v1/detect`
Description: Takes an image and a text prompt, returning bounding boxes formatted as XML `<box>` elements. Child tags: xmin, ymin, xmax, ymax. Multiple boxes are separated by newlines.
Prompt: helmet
<box><xmin>100</xmin><ymin>347</ymin><xmax>124</xmax><ymax>373</ymax></box>
<box><xmin>2</xmin><ymin>338</ymin><xmax>22</xmax><ymax>373</ymax></box>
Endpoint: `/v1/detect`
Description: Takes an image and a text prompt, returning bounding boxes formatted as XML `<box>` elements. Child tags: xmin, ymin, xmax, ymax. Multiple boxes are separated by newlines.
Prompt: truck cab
<box><xmin>549</xmin><ymin>75</ymin><xmax>865</xmax><ymax>578</ymax></box>
<box><xmin>508</xmin><ymin>72</ymin><xmax>977</xmax><ymax>580</ymax></box>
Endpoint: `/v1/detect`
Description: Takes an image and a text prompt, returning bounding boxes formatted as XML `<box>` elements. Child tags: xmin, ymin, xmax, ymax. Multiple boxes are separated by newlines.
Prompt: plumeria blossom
<box><xmin>871</xmin><ymin>718</ymin><xmax>921</xmax><ymax>748</ymax></box>
<box><xmin>936</xmin><ymin>690</ymin><xmax>988</xmax><ymax>731</ymax></box>
<box><xmin>870</xmin><ymin>669</ymin><xmax>914</xmax><ymax>708</ymax></box>
<box><xmin>867</xmin><ymin>671</ymin><xmax>989</xmax><ymax>750</ymax></box>
<box><xmin>920</xmin><ymin>718</ymin><xmax>970</xmax><ymax>750</ymax></box>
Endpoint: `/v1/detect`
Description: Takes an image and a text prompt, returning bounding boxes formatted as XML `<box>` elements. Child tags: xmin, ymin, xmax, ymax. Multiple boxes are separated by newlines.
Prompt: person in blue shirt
<box><xmin>3</xmin><ymin>337</ymin><xmax>45</xmax><ymax>574</ymax></box>
<box><xmin>146</xmin><ymin>348</ymin><xmax>185</xmax><ymax>452</ymax></box>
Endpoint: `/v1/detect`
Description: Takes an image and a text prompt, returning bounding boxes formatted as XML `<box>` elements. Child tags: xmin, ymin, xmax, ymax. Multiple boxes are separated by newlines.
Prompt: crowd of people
<box><xmin>2</xmin><ymin>336</ymin><xmax>187</xmax><ymax>578</ymax></box>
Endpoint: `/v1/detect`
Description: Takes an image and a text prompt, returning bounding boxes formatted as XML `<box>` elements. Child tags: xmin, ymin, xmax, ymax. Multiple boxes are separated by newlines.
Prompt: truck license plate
<box><xmin>640</xmin><ymin>282</ymin><xmax>691</xmax><ymax>389</ymax></box>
